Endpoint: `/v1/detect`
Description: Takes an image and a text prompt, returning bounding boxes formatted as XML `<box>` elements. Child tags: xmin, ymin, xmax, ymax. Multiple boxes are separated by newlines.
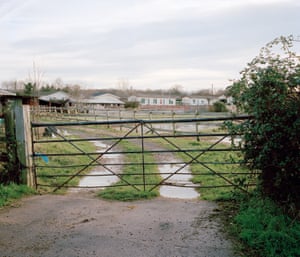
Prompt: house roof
<box><xmin>94</xmin><ymin>93</ymin><xmax>121</xmax><ymax>99</ymax></box>
<box><xmin>79</xmin><ymin>93</ymin><xmax>124</xmax><ymax>105</ymax></box>
<box><xmin>39</xmin><ymin>91</ymin><xmax>71</xmax><ymax>102</ymax></box>
<box><xmin>0</xmin><ymin>89</ymin><xmax>16</xmax><ymax>96</ymax></box>
<box><xmin>128</xmin><ymin>94</ymin><xmax>177</xmax><ymax>99</ymax></box>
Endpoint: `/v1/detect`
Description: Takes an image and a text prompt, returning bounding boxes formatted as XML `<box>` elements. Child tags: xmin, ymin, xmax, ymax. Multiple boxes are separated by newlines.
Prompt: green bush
<box><xmin>124</xmin><ymin>101</ymin><xmax>139</xmax><ymax>109</ymax></box>
<box><xmin>211</xmin><ymin>101</ymin><xmax>228</xmax><ymax>112</ymax></box>
<box><xmin>227</xmin><ymin>35</ymin><xmax>300</xmax><ymax>214</ymax></box>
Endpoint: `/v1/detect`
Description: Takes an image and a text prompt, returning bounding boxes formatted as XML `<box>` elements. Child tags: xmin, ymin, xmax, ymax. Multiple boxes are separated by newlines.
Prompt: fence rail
<box><xmin>31</xmin><ymin>105</ymin><xmax>234</xmax><ymax>123</ymax></box>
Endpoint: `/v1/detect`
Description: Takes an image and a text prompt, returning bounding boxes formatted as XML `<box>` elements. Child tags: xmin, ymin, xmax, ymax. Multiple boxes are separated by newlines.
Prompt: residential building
<box><xmin>128</xmin><ymin>95</ymin><xmax>176</xmax><ymax>106</ymax></box>
<box><xmin>181</xmin><ymin>96</ymin><xmax>209</xmax><ymax>106</ymax></box>
<box><xmin>78</xmin><ymin>93</ymin><xmax>125</xmax><ymax>109</ymax></box>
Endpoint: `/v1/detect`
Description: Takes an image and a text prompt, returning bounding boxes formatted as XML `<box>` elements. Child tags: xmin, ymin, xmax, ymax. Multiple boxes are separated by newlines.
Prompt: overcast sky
<box><xmin>0</xmin><ymin>0</ymin><xmax>299</xmax><ymax>92</ymax></box>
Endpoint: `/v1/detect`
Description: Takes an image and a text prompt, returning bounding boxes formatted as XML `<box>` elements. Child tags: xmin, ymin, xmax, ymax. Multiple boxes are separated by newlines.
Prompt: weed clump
<box><xmin>233</xmin><ymin>195</ymin><xmax>300</xmax><ymax>257</ymax></box>
<box><xmin>0</xmin><ymin>183</ymin><xmax>34</xmax><ymax>207</ymax></box>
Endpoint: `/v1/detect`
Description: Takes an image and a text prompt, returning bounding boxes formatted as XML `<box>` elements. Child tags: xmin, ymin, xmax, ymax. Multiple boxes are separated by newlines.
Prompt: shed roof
<box><xmin>39</xmin><ymin>91</ymin><xmax>71</xmax><ymax>102</ymax></box>
<box><xmin>82</xmin><ymin>94</ymin><xmax>124</xmax><ymax>104</ymax></box>
<box><xmin>0</xmin><ymin>89</ymin><xmax>16</xmax><ymax>96</ymax></box>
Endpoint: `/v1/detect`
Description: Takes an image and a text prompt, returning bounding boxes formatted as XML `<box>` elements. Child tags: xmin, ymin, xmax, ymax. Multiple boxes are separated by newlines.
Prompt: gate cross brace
<box><xmin>48</xmin><ymin>125</ymin><xmax>141</xmax><ymax>192</ymax></box>
<box><xmin>145</xmin><ymin>123</ymin><xmax>248</xmax><ymax>193</ymax></box>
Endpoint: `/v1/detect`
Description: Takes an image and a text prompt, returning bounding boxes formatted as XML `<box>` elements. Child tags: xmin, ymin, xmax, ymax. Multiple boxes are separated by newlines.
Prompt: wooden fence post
<box><xmin>14</xmin><ymin>101</ymin><xmax>35</xmax><ymax>187</ymax></box>
<box><xmin>119</xmin><ymin>109</ymin><xmax>122</xmax><ymax>131</ymax></box>
<box><xmin>195</xmin><ymin>110</ymin><xmax>200</xmax><ymax>142</ymax></box>
<box><xmin>172</xmin><ymin>111</ymin><xmax>176</xmax><ymax>136</ymax></box>
<box><xmin>3</xmin><ymin>99</ymin><xmax>19</xmax><ymax>183</ymax></box>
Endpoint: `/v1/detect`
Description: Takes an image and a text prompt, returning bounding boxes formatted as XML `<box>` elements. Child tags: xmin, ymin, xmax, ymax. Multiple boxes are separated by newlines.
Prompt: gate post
<box><xmin>3</xmin><ymin>99</ymin><xmax>19</xmax><ymax>183</ymax></box>
<box><xmin>14</xmin><ymin>101</ymin><xmax>35</xmax><ymax>187</ymax></box>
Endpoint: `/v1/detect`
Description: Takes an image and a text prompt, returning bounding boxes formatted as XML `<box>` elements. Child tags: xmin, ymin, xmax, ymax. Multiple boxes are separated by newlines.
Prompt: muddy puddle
<box><xmin>159</xmin><ymin>161</ymin><xmax>200</xmax><ymax>199</ymax></box>
<box><xmin>71</xmin><ymin>141</ymin><xmax>122</xmax><ymax>190</ymax></box>
<box><xmin>75</xmin><ymin>141</ymin><xmax>199</xmax><ymax>199</ymax></box>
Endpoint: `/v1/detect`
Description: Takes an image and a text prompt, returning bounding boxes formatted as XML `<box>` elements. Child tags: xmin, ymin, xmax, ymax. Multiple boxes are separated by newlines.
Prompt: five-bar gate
<box><xmin>31</xmin><ymin>115</ymin><xmax>257</xmax><ymax>194</ymax></box>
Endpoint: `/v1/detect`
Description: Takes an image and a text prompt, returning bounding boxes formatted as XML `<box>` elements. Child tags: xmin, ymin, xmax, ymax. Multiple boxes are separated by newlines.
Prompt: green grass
<box><xmin>231</xmin><ymin>193</ymin><xmax>300</xmax><ymax>257</ymax></box>
<box><xmin>96</xmin><ymin>130</ymin><xmax>252</xmax><ymax>201</ymax></box>
<box><xmin>157</xmin><ymin>137</ymin><xmax>253</xmax><ymax>201</ymax></box>
<box><xmin>34</xmin><ymin>138</ymin><xmax>97</xmax><ymax>193</ymax></box>
<box><xmin>98</xmin><ymin>140</ymin><xmax>160</xmax><ymax>201</ymax></box>
<box><xmin>0</xmin><ymin>183</ymin><xmax>35</xmax><ymax>207</ymax></box>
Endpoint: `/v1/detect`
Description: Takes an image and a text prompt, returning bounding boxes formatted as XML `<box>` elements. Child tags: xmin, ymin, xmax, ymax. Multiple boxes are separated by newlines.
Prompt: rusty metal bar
<box><xmin>33</xmin><ymin>132</ymin><xmax>243</xmax><ymax>144</ymax></box>
<box><xmin>38</xmin><ymin>171</ymin><xmax>256</xmax><ymax>178</ymax></box>
<box><xmin>141</xmin><ymin>121</ymin><xmax>146</xmax><ymax>191</ymax></box>
<box><xmin>33</xmin><ymin>147</ymin><xmax>241</xmax><ymax>158</ymax></box>
<box><xmin>35</xmin><ymin>160</ymin><xmax>249</xmax><ymax>169</ymax></box>
<box><xmin>31</xmin><ymin>115</ymin><xmax>252</xmax><ymax>127</ymax></box>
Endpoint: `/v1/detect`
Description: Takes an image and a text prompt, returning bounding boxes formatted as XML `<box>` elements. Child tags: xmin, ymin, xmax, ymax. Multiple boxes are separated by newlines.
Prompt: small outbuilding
<box><xmin>76</xmin><ymin>93</ymin><xmax>125</xmax><ymax>109</ymax></box>
<box><xmin>39</xmin><ymin>91</ymin><xmax>71</xmax><ymax>107</ymax></box>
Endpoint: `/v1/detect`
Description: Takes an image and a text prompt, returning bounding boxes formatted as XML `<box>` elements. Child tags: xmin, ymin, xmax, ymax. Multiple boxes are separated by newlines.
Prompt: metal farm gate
<box><xmin>31</xmin><ymin>115</ymin><xmax>257</xmax><ymax>194</ymax></box>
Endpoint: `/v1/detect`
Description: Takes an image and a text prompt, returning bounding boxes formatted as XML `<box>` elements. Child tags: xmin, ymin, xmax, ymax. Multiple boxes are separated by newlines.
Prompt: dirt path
<box><xmin>0</xmin><ymin>192</ymin><xmax>238</xmax><ymax>257</ymax></box>
<box><xmin>0</xmin><ymin>127</ymin><xmax>239</xmax><ymax>256</ymax></box>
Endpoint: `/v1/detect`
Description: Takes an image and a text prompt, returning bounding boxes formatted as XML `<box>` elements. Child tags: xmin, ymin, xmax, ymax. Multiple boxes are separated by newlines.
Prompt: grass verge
<box><xmin>0</xmin><ymin>183</ymin><xmax>35</xmax><ymax>207</ymax></box>
<box><xmin>225</xmin><ymin>192</ymin><xmax>300</xmax><ymax>257</ymax></box>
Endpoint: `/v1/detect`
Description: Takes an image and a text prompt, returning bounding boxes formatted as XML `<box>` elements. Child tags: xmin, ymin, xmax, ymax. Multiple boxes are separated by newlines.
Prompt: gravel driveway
<box><xmin>0</xmin><ymin>191</ymin><xmax>238</xmax><ymax>257</ymax></box>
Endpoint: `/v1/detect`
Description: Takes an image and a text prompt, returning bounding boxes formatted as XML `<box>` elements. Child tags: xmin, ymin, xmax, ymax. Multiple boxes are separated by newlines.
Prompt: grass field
<box><xmin>34</xmin><ymin>137</ymin><xmax>97</xmax><ymax>193</ymax></box>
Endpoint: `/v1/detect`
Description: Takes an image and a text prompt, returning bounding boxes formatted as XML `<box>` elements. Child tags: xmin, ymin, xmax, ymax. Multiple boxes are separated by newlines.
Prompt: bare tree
<box><xmin>168</xmin><ymin>84</ymin><xmax>184</xmax><ymax>96</ymax></box>
<box><xmin>27</xmin><ymin>61</ymin><xmax>45</xmax><ymax>98</ymax></box>
<box><xmin>117</xmin><ymin>78</ymin><xmax>133</xmax><ymax>97</ymax></box>
<box><xmin>69</xmin><ymin>84</ymin><xmax>81</xmax><ymax>101</ymax></box>
<box><xmin>1</xmin><ymin>80</ymin><xmax>26</xmax><ymax>93</ymax></box>
<box><xmin>53</xmin><ymin>78</ymin><xmax>64</xmax><ymax>89</ymax></box>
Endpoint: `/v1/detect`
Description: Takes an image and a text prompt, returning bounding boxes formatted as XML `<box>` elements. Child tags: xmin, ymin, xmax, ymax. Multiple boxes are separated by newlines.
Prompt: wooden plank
<box><xmin>14</xmin><ymin>102</ymin><xmax>35</xmax><ymax>187</ymax></box>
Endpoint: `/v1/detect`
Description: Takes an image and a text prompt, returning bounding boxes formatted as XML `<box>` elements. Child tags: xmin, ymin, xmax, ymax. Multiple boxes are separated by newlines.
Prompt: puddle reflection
<box><xmin>159</xmin><ymin>161</ymin><xmax>200</xmax><ymax>199</ymax></box>
<box><xmin>73</xmin><ymin>141</ymin><xmax>121</xmax><ymax>190</ymax></box>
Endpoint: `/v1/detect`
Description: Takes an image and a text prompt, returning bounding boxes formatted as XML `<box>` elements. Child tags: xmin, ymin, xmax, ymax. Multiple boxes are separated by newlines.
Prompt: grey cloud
<box><xmin>1</xmin><ymin>0</ymin><xmax>299</xmax><ymax>90</ymax></box>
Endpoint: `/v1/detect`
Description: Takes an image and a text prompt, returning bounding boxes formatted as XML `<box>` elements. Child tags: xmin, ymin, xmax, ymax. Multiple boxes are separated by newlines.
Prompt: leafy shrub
<box><xmin>227</xmin><ymin>35</ymin><xmax>300</xmax><ymax>215</ymax></box>
<box><xmin>211</xmin><ymin>101</ymin><xmax>228</xmax><ymax>112</ymax></box>
<box><xmin>124</xmin><ymin>101</ymin><xmax>139</xmax><ymax>109</ymax></box>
